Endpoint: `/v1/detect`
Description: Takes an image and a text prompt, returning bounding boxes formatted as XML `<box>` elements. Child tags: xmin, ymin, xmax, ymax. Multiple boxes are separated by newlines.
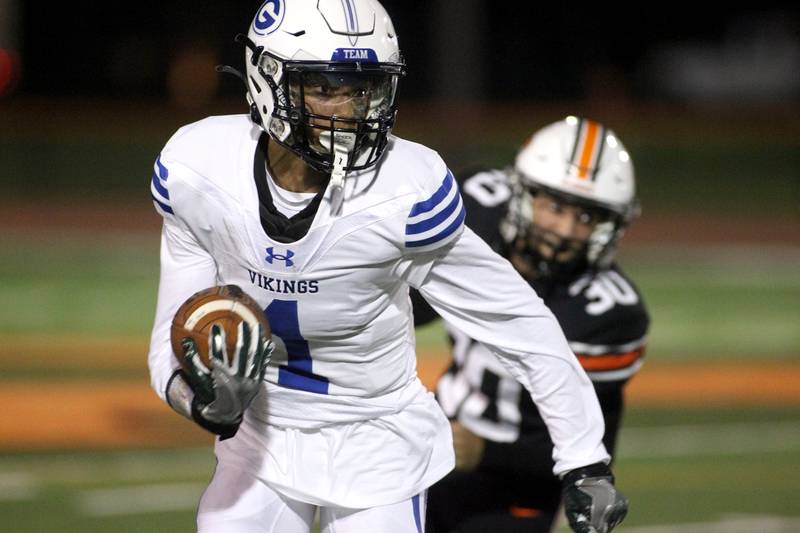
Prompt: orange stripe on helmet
<box><xmin>576</xmin><ymin>348</ymin><xmax>644</xmax><ymax>371</ymax></box>
<box><xmin>576</xmin><ymin>120</ymin><xmax>600</xmax><ymax>179</ymax></box>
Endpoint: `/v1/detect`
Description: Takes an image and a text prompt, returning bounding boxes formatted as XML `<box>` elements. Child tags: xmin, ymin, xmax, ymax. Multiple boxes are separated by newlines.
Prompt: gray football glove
<box><xmin>562</xmin><ymin>462</ymin><xmax>628</xmax><ymax>533</ymax></box>
<box><xmin>182</xmin><ymin>322</ymin><xmax>273</xmax><ymax>439</ymax></box>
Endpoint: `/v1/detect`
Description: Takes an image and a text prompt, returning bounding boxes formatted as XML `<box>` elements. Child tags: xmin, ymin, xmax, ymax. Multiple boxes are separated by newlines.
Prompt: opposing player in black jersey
<box><xmin>416</xmin><ymin>116</ymin><xmax>650</xmax><ymax>533</ymax></box>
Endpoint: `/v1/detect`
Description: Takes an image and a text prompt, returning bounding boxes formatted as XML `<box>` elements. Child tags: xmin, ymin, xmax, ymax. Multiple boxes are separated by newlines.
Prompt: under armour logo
<box><xmin>265</xmin><ymin>247</ymin><xmax>295</xmax><ymax>267</ymax></box>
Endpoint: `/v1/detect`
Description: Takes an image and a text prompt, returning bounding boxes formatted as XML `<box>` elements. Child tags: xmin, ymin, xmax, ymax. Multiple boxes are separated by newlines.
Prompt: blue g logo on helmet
<box><xmin>253</xmin><ymin>0</ymin><xmax>285</xmax><ymax>36</ymax></box>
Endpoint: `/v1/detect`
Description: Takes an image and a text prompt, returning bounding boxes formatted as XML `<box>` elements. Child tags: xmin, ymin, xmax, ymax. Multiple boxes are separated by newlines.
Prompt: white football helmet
<box><xmin>501</xmin><ymin>116</ymin><xmax>639</xmax><ymax>278</ymax></box>
<box><xmin>240</xmin><ymin>0</ymin><xmax>404</xmax><ymax>178</ymax></box>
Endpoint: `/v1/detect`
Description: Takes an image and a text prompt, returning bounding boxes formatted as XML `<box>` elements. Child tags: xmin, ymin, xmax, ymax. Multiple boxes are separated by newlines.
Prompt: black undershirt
<box><xmin>253</xmin><ymin>134</ymin><xmax>325</xmax><ymax>243</ymax></box>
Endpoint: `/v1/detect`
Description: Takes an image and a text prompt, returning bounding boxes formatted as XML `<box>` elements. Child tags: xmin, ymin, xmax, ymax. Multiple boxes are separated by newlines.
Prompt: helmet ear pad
<box><xmin>250</xmin><ymin>102</ymin><xmax>263</xmax><ymax>125</ymax></box>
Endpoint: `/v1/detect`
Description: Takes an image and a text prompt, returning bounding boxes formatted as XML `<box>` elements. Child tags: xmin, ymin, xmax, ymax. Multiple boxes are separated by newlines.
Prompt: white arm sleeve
<box><xmin>147</xmin><ymin>217</ymin><xmax>217</xmax><ymax>402</ymax></box>
<box><xmin>411</xmin><ymin>227</ymin><xmax>610</xmax><ymax>475</ymax></box>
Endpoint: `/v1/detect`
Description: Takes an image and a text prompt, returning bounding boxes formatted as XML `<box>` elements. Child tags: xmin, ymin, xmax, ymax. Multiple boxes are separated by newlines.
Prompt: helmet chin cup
<box><xmin>525</xmin><ymin>228</ymin><xmax>589</xmax><ymax>281</ymax></box>
<box><xmin>321</xmin><ymin>131</ymin><xmax>357</xmax><ymax>216</ymax></box>
<box><xmin>318</xmin><ymin>131</ymin><xmax>357</xmax><ymax>155</ymax></box>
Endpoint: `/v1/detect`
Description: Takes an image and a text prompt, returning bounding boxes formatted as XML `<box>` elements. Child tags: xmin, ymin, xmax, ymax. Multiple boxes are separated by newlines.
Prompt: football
<box><xmin>170</xmin><ymin>285</ymin><xmax>271</xmax><ymax>372</ymax></box>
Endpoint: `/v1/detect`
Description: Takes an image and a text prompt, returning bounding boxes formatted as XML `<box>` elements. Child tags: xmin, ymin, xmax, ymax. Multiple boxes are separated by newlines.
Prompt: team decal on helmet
<box><xmin>331</xmin><ymin>48</ymin><xmax>378</xmax><ymax>61</ymax></box>
<box><xmin>252</xmin><ymin>0</ymin><xmax>285</xmax><ymax>36</ymax></box>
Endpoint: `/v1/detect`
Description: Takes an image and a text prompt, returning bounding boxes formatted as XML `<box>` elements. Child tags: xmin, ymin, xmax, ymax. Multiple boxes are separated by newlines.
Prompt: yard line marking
<box><xmin>76</xmin><ymin>482</ymin><xmax>205</xmax><ymax>516</ymax></box>
<box><xmin>98</xmin><ymin>448</ymin><xmax>213</xmax><ymax>481</ymax></box>
<box><xmin>609</xmin><ymin>514</ymin><xmax>800</xmax><ymax>533</ymax></box>
<box><xmin>0</xmin><ymin>449</ymin><xmax>212</xmax><ymax>486</ymax></box>
<box><xmin>623</xmin><ymin>243</ymin><xmax>800</xmax><ymax>264</ymax></box>
<box><xmin>621</xmin><ymin>243</ymin><xmax>800</xmax><ymax>288</ymax></box>
<box><xmin>619</xmin><ymin>420</ymin><xmax>800</xmax><ymax>458</ymax></box>
<box><xmin>0</xmin><ymin>472</ymin><xmax>38</xmax><ymax>501</ymax></box>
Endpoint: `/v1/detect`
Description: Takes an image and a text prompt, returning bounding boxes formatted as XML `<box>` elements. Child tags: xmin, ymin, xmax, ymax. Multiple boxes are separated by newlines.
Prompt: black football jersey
<box><xmin>414</xmin><ymin>168</ymin><xmax>650</xmax><ymax>449</ymax></box>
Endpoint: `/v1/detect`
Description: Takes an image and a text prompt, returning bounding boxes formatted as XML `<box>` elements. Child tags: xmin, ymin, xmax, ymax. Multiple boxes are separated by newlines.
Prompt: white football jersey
<box><xmin>147</xmin><ymin>115</ymin><xmax>608</xmax><ymax>507</ymax></box>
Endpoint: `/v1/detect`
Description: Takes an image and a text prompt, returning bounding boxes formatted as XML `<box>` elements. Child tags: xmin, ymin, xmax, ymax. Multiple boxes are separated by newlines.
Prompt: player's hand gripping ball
<box><xmin>170</xmin><ymin>285</ymin><xmax>274</xmax><ymax>429</ymax></box>
<box><xmin>170</xmin><ymin>285</ymin><xmax>271</xmax><ymax>373</ymax></box>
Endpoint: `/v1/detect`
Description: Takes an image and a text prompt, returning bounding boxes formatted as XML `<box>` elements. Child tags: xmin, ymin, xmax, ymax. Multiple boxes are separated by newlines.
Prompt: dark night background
<box><xmin>1</xmin><ymin>1</ymin><xmax>797</xmax><ymax>215</ymax></box>
<box><xmin>11</xmin><ymin>2</ymin><xmax>800</xmax><ymax>104</ymax></box>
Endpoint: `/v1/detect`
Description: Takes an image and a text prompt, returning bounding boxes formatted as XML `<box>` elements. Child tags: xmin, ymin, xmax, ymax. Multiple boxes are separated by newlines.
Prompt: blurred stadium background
<box><xmin>0</xmin><ymin>2</ymin><xmax>798</xmax><ymax>531</ymax></box>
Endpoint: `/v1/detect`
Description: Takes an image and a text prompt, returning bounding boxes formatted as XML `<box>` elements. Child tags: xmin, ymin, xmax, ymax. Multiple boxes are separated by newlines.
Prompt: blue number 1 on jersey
<box><xmin>265</xmin><ymin>299</ymin><xmax>329</xmax><ymax>394</ymax></box>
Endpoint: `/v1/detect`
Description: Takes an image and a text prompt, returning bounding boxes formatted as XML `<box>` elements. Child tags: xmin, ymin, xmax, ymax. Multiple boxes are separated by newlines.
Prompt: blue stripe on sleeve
<box><xmin>151</xmin><ymin>172</ymin><xmax>170</xmax><ymax>200</ymax></box>
<box><xmin>152</xmin><ymin>195</ymin><xmax>174</xmax><ymax>214</ymax></box>
<box><xmin>155</xmin><ymin>156</ymin><xmax>169</xmax><ymax>180</ymax></box>
<box><xmin>405</xmin><ymin>186</ymin><xmax>460</xmax><ymax>235</ymax></box>
<box><xmin>408</xmin><ymin>170</ymin><xmax>454</xmax><ymax>217</ymax></box>
<box><xmin>405</xmin><ymin>204</ymin><xmax>465</xmax><ymax>248</ymax></box>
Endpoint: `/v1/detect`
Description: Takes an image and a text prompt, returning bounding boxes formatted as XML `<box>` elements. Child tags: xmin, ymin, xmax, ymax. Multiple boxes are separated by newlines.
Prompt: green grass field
<box><xmin>3</xmin><ymin>234</ymin><xmax>798</xmax><ymax>358</ymax></box>
<box><xmin>1</xmin><ymin>230</ymin><xmax>799</xmax><ymax>531</ymax></box>
<box><xmin>2</xmin><ymin>406</ymin><xmax>799</xmax><ymax>533</ymax></box>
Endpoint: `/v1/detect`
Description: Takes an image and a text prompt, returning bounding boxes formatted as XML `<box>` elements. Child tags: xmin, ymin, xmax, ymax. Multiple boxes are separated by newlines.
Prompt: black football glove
<box><xmin>562</xmin><ymin>462</ymin><xmax>628</xmax><ymax>533</ymax></box>
<box><xmin>182</xmin><ymin>322</ymin><xmax>273</xmax><ymax>439</ymax></box>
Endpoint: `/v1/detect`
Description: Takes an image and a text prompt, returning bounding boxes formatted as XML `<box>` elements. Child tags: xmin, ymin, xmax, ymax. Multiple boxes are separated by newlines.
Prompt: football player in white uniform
<box><xmin>147</xmin><ymin>2</ymin><xmax>627</xmax><ymax>532</ymax></box>
<box><xmin>415</xmin><ymin>117</ymin><xmax>649</xmax><ymax>533</ymax></box>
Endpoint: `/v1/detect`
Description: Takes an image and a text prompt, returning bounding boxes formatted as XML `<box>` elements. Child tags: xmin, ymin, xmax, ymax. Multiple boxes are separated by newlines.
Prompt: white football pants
<box><xmin>197</xmin><ymin>463</ymin><xmax>426</xmax><ymax>533</ymax></box>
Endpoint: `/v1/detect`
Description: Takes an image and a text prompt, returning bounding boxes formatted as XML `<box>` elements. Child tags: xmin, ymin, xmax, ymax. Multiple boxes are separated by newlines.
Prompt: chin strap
<box><xmin>320</xmin><ymin>131</ymin><xmax>357</xmax><ymax>216</ymax></box>
<box><xmin>329</xmin><ymin>148</ymin><xmax>348</xmax><ymax>216</ymax></box>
